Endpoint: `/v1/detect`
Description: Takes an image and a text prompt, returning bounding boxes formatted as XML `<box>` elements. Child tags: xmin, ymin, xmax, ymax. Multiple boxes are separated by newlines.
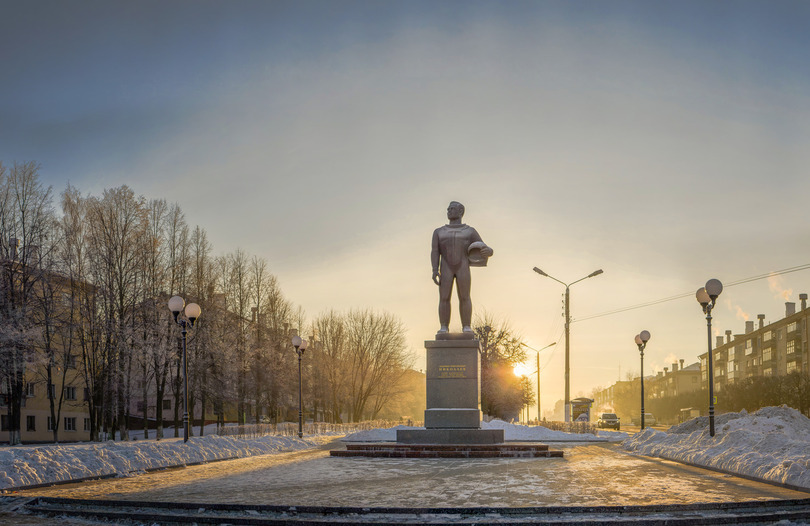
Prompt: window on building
<box><xmin>787</xmin><ymin>340</ymin><xmax>796</xmax><ymax>354</ymax></box>
<box><xmin>0</xmin><ymin>415</ymin><xmax>9</xmax><ymax>431</ymax></box>
<box><xmin>48</xmin><ymin>383</ymin><xmax>55</xmax><ymax>399</ymax></box>
<box><xmin>84</xmin><ymin>418</ymin><xmax>91</xmax><ymax>432</ymax></box>
<box><xmin>787</xmin><ymin>361</ymin><xmax>798</xmax><ymax>373</ymax></box>
<box><xmin>764</xmin><ymin>367</ymin><xmax>773</xmax><ymax>376</ymax></box>
<box><xmin>64</xmin><ymin>386</ymin><xmax>77</xmax><ymax>401</ymax></box>
<box><xmin>64</xmin><ymin>417</ymin><xmax>76</xmax><ymax>431</ymax></box>
<box><xmin>763</xmin><ymin>348</ymin><xmax>772</xmax><ymax>362</ymax></box>
<box><xmin>65</xmin><ymin>354</ymin><xmax>76</xmax><ymax>369</ymax></box>
<box><xmin>727</xmin><ymin>361</ymin><xmax>735</xmax><ymax>373</ymax></box>
<box><xmin>162</xmin><ymin>399</ymin><xmax>171</xmax><ymax>410</ymax></box>
<box><xmin>788</xmin><ymin>322</ymin><xmax>797</xmax><ymax>333</ymax></box>
<box><xmin>26</xmin><ymin>415</ymin><xmax>36</xmax><ymax>431</ymax></box>
<box><xmin>26</xmin><ymin>382</ymin><xmax>35</xmax><ymax>397</ymax></box>
<box><xmin>763</xmin><ymin>331</ymin><xmax>772</xmax><ymax>342</ymax></box>
<box><xmin>745</xmin><ymin>340</ymin><xmax>753</xmax><ymax>355</ymax></box>
<box><xmin>47</xmin><ymin>416</ymin><xmax>55</xmax><ymax>431</ymax></box>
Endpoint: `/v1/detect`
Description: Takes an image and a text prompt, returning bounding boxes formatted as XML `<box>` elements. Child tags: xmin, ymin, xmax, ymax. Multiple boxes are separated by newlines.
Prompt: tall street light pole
<box><xmin>533</xmin><ymin>267</ymin><xmax>603</xmax><ymax>422</ymax></box>
<box><xmin>521</xmin><ymin>342</ymin><xmax>557</xmax><ymax>422</ymax></box>
<box><xmin>168</xmin><ymin>296</ymin><xmax>201</xmax><ymax>443</ymax></box>
<box><xmin>634</xmin><ymin>330</ymin><xmax>651</xmax><ymax>430</ymax></box>
<box><xmin>291</xmin><ymin>334</ymin><xmax>309</xmax><ymax>439</ymax></box>
<box><xmin>696</xmin><ymin>278</ymin><xmax>723</xmax><ymax>437</ymax></box>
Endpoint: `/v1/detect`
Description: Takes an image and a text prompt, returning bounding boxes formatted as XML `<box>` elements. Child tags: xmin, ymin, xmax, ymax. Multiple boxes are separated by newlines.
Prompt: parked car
<box><xmin>633</xmin><ymin>413</ymin><xmax>657</xmax><ymax>426</ymax></box>
<box><xmin>597</xmin><ymin>413</ymin><xmax>620</xmax><ymax>430</ymax></box>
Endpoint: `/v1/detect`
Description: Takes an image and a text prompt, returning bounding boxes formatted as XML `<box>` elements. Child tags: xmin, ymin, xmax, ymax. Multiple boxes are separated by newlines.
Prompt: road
<box><xmin>15</xmin><ymin>438</ymin><xmax>809</xmax><ymax>508</ymax></box>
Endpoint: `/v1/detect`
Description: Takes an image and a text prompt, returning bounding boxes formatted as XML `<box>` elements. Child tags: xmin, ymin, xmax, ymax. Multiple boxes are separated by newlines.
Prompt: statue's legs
<box><xmin>438</xmin><ymin>271</ymin><xmax>454</xmax><ymax>331</ymax></box>
<box><xmin>456</xmin><ymin>266</ymin><xmax>472</xmax><ymax>331</ymax></box>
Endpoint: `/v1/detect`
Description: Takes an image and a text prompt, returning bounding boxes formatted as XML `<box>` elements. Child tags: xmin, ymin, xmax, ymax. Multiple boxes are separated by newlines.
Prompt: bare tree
<box><xmin>0</xmin><ymin>161</ymin><xmax>55</xmax><ymax>444</ymax></box>
<box><xmin>474</xmin><ymin>313</ymin><xmax>527</xmax><ymax>421</ymax></box>
<box><xmin>85</xmin><ymin>186</ymin><xmax>147</xmax><ymax>440</ymax></box>
<box><xmin>344</xmin><ymin>309</ymin><xmax>411</xmax><ymax>422</ymax></box>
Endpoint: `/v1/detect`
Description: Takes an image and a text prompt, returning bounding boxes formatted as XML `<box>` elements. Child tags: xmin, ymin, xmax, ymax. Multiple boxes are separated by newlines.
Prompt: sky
<box><xmin>2</xmin><ymin>0</ymin><xmax>810</xmax><ymax>419</ymax></box>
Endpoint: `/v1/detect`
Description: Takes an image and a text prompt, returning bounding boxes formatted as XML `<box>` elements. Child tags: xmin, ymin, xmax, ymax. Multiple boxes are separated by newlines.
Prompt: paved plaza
<box><xmin>17</xmin><ymin>439</ymin><xmax>808</xmax><ymax>508</ymax></box>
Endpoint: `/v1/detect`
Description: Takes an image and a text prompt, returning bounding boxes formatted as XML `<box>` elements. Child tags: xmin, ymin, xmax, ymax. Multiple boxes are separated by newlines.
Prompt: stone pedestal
<box><xmin>396</xmin><ymin>335</ymin><xmax>504</xmax><ymax>445</ymax></box>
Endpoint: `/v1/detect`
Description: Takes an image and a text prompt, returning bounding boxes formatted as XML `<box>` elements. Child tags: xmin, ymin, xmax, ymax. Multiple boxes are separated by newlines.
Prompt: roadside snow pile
<box><xmin>343</xmin><ymin>420</ymin><xmax>621</xmax><ymax>442</ymax></box>
<box><xmin>0</xmin><ymin>434</ymin><xmax>329</xmax><ymax>491</ymax></box>
<box><xmin>622</xmin><ymin>406</ymin><xmax>810</xmax><ymax>490</ymax></box>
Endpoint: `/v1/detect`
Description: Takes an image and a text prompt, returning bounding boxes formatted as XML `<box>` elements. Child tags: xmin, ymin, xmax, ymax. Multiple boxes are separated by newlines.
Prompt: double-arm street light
<box><xmin>533</xmin><ymin>267</ymin><xmax>604</xmax><ymax>422</ymax></box>
<box><xmin>634</xmin><ymin>330</ymin><xmax>651</xmax><ymax>430</ymax></box>
<box><xmin>168</xmin><ymin>295</ymin><xmax>201</xmax><ymax>443</ymax></box>
<box><xmin>696</xmin><ymin>278</ymin><xmax>723</xmax><ymax>437</ymax></box>
<box><xmin>521</xmin><ymin>342</ymin><xmax>557</xmax><ymax>422</ymax></box>
<box><xmin>291</xmin><ymin>334</ymin><xmax>309</xmax><ymax>439</ymax></box>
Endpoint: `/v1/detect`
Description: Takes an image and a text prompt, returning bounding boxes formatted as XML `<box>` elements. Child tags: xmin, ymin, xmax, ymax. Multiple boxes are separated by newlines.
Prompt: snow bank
<box><xmin>342</xmin><ymin>420</ymin><xmax>623</xmax><ymax>442</ymax></box>
<box><xmin>0</xmin><ymin>434</ymin><xmax>331</xmax><ymax>491</ymax></box>
<box><xmin>622</xmin><ymin>406</ymin><xmax>810</xmax><ymax>490</ymax></box>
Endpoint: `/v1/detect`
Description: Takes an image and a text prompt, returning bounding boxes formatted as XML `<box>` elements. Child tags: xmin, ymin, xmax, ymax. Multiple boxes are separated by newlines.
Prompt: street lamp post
<box><xmin>634</xmin><ymin>330</ymin><xmax>651</xmax><ymax>430</ymax></box>
<box><xmin>696</xmin><ymin>278</ymin><xmax>723</xmax><ymax>437</ymax></box>
<box><xmin>168</xmin><ymin>295</ymin><xmax>201</xmax><ymax>443</ymax></box>
<box><xmin>521</xmin><ymin>342</ymin><xmax>557</xmax><ymax>422</ymax></box>
<box><xmin>291</xmin><ymin>334</ymin><xmax>309</xmax><ymax>439</ymax></box>
<box><xmin>533</xmin><ymin>267</ymin><xmax>603</xmax><ymax>422</ymax></box>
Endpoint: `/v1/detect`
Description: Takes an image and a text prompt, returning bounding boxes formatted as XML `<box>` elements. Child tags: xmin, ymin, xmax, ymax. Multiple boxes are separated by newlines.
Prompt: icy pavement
<box><xmin>17</xmin><ymin>440</ymin><xmax>808</xmax><ymax>508</ymax></box>
<box><xmin>623</xmin><ymin>406</ymin><xmax>810</xmax><ymax>490</ymax></box>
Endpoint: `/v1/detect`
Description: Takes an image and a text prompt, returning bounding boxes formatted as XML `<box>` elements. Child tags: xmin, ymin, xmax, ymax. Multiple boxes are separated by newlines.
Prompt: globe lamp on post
<box><xmin>168</xmin><ymin>295</ymin><xmax>201</xmax><ymax>443</ymax></box>
<box><xmin>696</xmin><ymin>278</ymin><xmax>723</xmax><ymax>437</ymax></box>
<box><xmin>634</xmin><ymin>330</ymin><xmax>651</xmax><ymax>430</ymax></box>
<box><xmin>292</xmin><ymin>335</ymin><xmax>308</xmax><ymax>439</ymax></box>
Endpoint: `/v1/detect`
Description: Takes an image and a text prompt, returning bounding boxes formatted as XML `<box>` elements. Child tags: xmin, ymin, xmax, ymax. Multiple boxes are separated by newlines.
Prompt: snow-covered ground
<box><xmin>0</xmin><ymin>433</ymin><xmax>338</xmax><ymax>491</ymax></box>
<box><xmin>342</xmin><ymin>419</ymin><xmax>629</xmax><ymax>442</ymax></box>
<box><xmin>622</xmin><ymin>406</ymin><xmax>810</xmax><ymax>490</ymax></box>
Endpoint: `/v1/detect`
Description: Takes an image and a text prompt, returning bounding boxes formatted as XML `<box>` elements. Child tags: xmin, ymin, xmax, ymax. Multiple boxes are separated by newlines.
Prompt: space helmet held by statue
<box><xmin>467</xmin><ymin>241</ymin><xmax>490</xmax><ymax>267</ymax></box>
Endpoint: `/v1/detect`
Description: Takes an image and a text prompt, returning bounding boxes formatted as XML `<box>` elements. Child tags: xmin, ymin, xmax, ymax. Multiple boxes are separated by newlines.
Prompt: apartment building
<box><xmin>699</xmin><ymin>296</ymin><xmax>809</xmax><ymax>391</ymax></box>
<box><xmin>649</xmin><ymin>359</ymin><xmax>701</xmax><ymax>400</ymax></box>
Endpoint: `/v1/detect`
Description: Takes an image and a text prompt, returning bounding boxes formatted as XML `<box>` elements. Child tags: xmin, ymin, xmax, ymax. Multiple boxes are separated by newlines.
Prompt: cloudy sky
<box><xmin>2</xmin><ymin>1</ymin><xmax>810</xmax><ymax>418</ymax></box>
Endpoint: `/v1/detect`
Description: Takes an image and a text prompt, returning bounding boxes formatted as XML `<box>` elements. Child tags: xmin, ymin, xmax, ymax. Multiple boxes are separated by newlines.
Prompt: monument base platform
<box><xmin>424</xmin><ymin>408</ymin><xmax>481</xmax><ymax>429</ymax></box>
<box><xmin>397</xmin><ymin>428</ymin><xmax>503</xmax><ymax>444</ymax></box>
<box><xmin>330</xmin><ymin>442</ymin><xmax>564</xmax><ymax>458</ymax></box>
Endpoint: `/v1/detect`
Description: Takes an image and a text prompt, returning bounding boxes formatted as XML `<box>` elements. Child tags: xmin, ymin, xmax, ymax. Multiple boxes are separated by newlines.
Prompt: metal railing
<box><xmin>531</xmin><ymin>421</ymin><xmax>598</xmax><ymax>435</ymax></box>
<box><xmin>216</xmin><ymin>420</ymin><xmax>422</xmax><ymax>439</ymax></box>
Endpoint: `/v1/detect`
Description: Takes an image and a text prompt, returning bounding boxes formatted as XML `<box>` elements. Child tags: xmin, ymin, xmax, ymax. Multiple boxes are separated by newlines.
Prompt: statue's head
<box><xmin>447</xmin><ymin>201</ymin><xmax>465</xmax><ymax>220</ymax></box>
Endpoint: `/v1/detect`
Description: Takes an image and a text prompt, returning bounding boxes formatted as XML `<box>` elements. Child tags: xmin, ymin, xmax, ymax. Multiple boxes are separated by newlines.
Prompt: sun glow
<box><xmin>513</xmin><ymin>362</ymin><xmax>532</xmax><ymax>377</ymax></box>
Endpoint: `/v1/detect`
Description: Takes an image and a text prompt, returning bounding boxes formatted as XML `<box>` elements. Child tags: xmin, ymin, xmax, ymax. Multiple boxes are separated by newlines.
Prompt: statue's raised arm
<box><xmin>431</xmin><ymin>201</ymin><xmax>493</xmax><ymax>335</ymax></box>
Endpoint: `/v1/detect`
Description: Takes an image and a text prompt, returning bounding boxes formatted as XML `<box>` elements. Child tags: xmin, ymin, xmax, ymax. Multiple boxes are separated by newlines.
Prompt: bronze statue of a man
<box><xmin>431</xmin><ymin>201</ymin><xmax>493</xmax><ymax>334</ymax></box>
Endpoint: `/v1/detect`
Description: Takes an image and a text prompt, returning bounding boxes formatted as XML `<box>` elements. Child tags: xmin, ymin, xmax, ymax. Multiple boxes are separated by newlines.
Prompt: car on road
<box><xmin>597</xmin><ymin>413</ymin><xmax>620</xmax><ymax>430</ymax></box>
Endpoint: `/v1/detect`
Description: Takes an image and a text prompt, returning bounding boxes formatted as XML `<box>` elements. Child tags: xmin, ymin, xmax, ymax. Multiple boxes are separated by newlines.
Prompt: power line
<box><xmin>574</xmin><ymin>263</ymin><xmax>810</xmax><ymax>323</ymax></box>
